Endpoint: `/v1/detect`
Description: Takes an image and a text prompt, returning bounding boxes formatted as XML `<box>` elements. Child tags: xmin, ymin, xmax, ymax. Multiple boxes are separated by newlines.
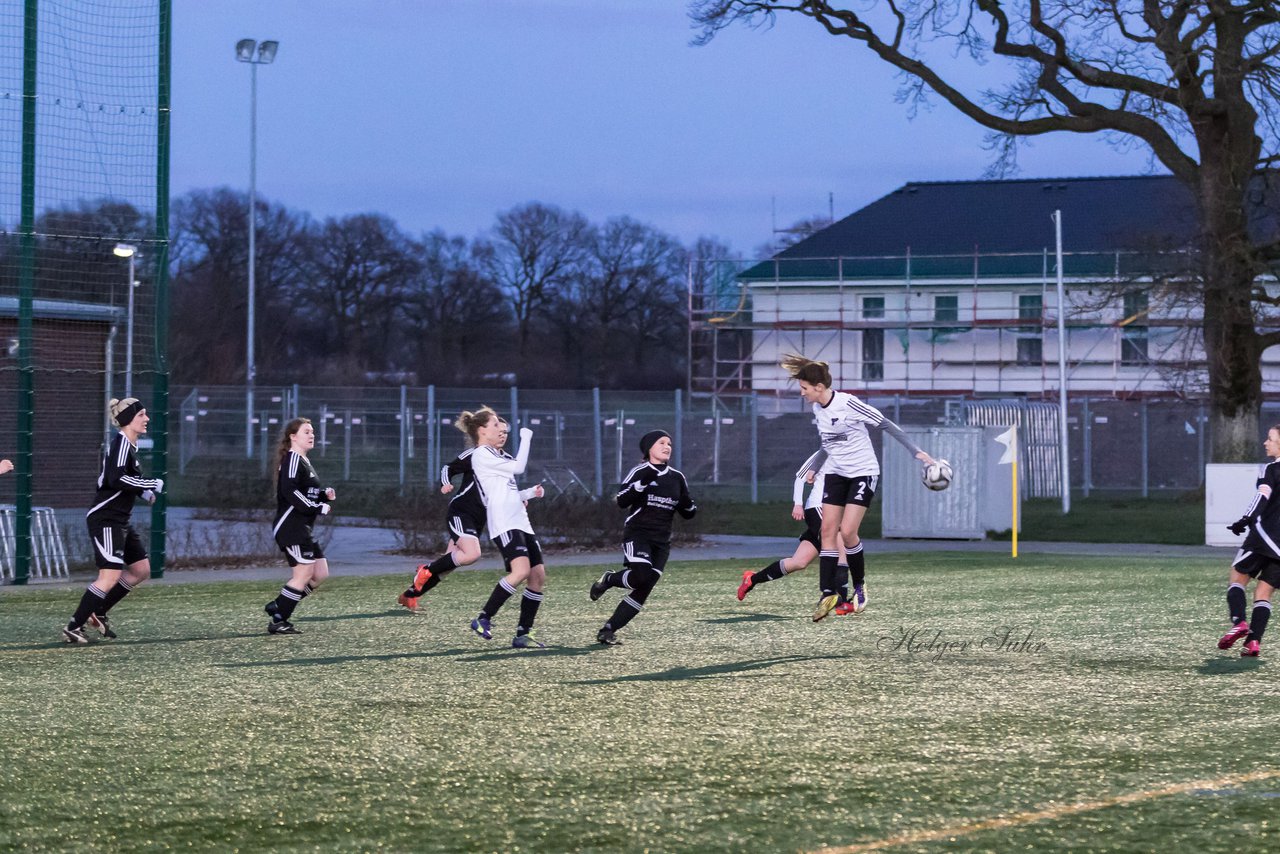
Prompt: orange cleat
<box><xmin>397</xmin><ymin>592</ymin><xmax>418</xmax><ymax>611</ymax></box>
<box><xmin>413</xmin><ymin>564</ymin><xmax>433</xmax><ymax>591</ymax></box>
<box><xmin>736</xmin><ymin>570</ymin><xmax>754</xmax><ymax>602</ymax></box>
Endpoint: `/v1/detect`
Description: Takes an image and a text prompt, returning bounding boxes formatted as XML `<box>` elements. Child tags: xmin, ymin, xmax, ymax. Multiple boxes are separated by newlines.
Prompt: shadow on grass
<box><xmin>697</xmin><ymin>613</ymin><xmax>790</xmax><ymax>625</ymax></box>
<box><xmin>298</xmin><ymin>610</ymin><xmax>415</xmax><ymax>624</ymax></box>
<box><xmin>567</xmin><ymin>653</ymin><xmax>847</xmax><ymax>686</ymax></box>
<box><xmin>1196</xmin><ymin>657</ymin><xmax>1266</xmax><ymax>675</ymax></box>
<box><xmin>218</xmin><ymin>647</ymin><xmax>475</xmax><ymax>668</ymax></box>
<box><xmin>454</xmin><ymin>645</ymin><xmax>601</xmax><ymax>663</ymax></box>
<box><xmin>0</xmin><ymin>631</ymin><xmax>268</xmax><ymax>654</ymax></box>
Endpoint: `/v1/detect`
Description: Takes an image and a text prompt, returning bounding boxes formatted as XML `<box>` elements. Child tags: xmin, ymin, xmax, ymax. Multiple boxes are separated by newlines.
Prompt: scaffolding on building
<box><xmin>686</xmin><ymin>249</ymin><xmax>1268</xmax><ymax>408</ymax></box>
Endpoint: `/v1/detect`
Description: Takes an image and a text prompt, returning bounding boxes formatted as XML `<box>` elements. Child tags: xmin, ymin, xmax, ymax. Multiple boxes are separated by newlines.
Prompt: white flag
<box><xmin>995</xmin><ymin>426</ymin><xmax>1018</xmax><ymax>465</ymax></box>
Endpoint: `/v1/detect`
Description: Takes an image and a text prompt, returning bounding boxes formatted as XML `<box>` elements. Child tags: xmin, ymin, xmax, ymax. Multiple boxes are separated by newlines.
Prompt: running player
<box><xmin>735</xmin><ymin>449</ymin><xmax>856</xmax><ymax>613</ymax></box>
<box><xmin>265</xmin><ymin>417</ymin><xmax>336</xmax><ymax>635</ymax></box>
<box><xmin>589</xmin><ymin>429</ymin><xmax>697</xmax><ymax>645</ymax></box>
<box><xmin>1220</xmin><ymin>423</ymin><xmax>1280</xmax><ymax>657</ymax></box>
<box><xmin>62</xmin><ymin>398</ymin><xmax>164</xmax><ymax>644</ymax></box>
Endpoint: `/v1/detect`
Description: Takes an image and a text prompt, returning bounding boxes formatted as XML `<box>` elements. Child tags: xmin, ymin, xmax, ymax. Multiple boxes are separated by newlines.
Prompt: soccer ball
<box><xmin>922</xmin><ymin>459</ymin><xmax>953</xmax><ymax>491</ymax></box>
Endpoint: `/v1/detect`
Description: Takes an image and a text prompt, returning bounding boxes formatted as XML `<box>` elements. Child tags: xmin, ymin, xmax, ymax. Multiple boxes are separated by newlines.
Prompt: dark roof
<box><xmin>742</xmin><ymin>174</ymin><xmax>1280</xmax><ymax>281</ymax></box>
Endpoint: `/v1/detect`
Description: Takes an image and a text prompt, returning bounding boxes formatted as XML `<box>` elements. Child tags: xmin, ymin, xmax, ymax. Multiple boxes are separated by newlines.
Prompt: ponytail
<box><xmin>780</xmin><ymin>353</ymin><xmax>832</xmax><ymax>388</ymax></box>
<box><xmin>454</xmin><ymin>406</ymin><xmax>498</xmax><ymax>446</ymax></box>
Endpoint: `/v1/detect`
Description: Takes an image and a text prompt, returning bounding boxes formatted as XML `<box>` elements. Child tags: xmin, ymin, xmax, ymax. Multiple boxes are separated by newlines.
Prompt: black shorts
<box><xmin>798</xmin><ymin>507</ymin><xmax>823</xmax><ymax>549</ymax></box>
<box><xmin>822</xmin><ymin>474</ymin><xmax>879</xmax><ymax>508</ymax></box>
<box><xmin>495</xmin><ymin>529</ymin><xmax>543</xmax><ymax>567</ymax></box>
<box><xmin>1232</xmin><ymin>548</ymin><xmax>1280</xmax><ymax>588</ymax></box>
<box><xmin>622</xmin><ymin>537</ymin><xmax>671</xmax><ymax>574</ymax></box>
<box><xmin>447</xmin><ymin>508</ymin><xmax>484</xmax><ymax>543</ymax></box>
<box><xmin>278</xmin><ymin>539</ymin><xmax>325</xmax><ymax>567</ymax></box>
<box><xmin>88</xmin><ymin>522</ymin><xmax>147</xmax><ymax>568</ymax></box>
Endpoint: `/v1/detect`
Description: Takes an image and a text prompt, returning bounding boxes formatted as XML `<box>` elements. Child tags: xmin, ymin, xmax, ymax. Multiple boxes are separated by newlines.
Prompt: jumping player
<box><xmin>1220</xmin><ymin>423</ymin><xmax>1280</xmax><ymax>657</ymax></box>
<box><xmin>62</xmin><ymin>398</ymin><xmax>164</xmax><ymax>644</ymax></box>
<box><xmin>465</xmin><ymin>410</ymin><xmax>548</xmax><ymax>648</ymax></box>
<box><xmin>399</xmin><ymin>417</ymin><xmax>539</xmax><ymax>611</ymax></box>
<box><xmin>589</xmin><ymin>429</ymin><xmax>697</xmax><ymax>646</ymax></box>
<box><xmin>781</xmin><ymin>353</ymin><xmax>935</xmax><ymax>621</ymax></box>
<box><xmin>266</xmin><ymin>417</ymin><xmax>336</xmax><ymax>635</ymax></box>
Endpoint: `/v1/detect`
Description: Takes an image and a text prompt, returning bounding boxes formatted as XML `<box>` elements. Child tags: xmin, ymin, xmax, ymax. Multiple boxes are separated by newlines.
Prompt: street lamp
<box><xmin>235</xmin><ymin>38</ymin><xmax>279</xmax><ymax>458</ymax></box>
<box><xmin>113</xmin><ymin>243</ymin><xmax>138</xmax><ymax>398</ymax></box>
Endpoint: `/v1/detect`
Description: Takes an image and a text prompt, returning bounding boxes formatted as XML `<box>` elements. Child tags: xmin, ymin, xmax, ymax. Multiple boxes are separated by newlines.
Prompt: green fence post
<box><xmin>149</xmin><ymin>0</ymin><xmax>172</xmax><ymax>579</ymax></box>
<box><xmin>14</xmin><ymin>0</ymin><xmax>39</xmax><ymax>586</ymax></box>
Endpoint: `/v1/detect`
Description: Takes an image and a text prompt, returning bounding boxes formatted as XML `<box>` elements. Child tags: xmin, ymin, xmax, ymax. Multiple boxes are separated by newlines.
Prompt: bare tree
<box><xmin>475</xmin><ymin>202</ymin><xmax>591</xmax><ymax>361</ymax></box>
<box><xmin>297</xmin><ymin>213</ymin><xmax>421</xmax><ymax>380</ymax></box>
<box><xmin>399</xmin><ymin>230</ymin><xmax>511</xmax><ymax>384</ymax></box>
<box><xmin>170</xmin><ymin>188</ymin><xmax>310</xmax><ymax>384</ymax></box>
<box><xmin>693</xmin><ymin>0</ymin><xmax>1280</xmax><ymax>460</ymax></box>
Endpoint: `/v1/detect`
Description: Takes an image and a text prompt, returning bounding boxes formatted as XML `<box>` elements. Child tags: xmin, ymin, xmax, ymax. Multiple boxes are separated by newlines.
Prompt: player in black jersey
<box><xmin>265</xmin><ymin>417</ymin><xmax>336</xmax><ymax>635</ymax></box>
<box><xmin>1220</xmin><ymin>424</ymin><xmax>1280</xmax><ymax>657</ymax></box>
<box><xmin>62</xmin><ymin>398</ymin><xmax>164</xmax><ymax>644</ymax></box>
<box><xmin>736</xmin><ymin>451</ymin><xmax>853</xmax><ymax>612</ymax></box>
<box><xmin>589</xmin><ymin>429</ymin><xmax>697</xmax><ymax>645</ymax></box>
<box><xmin>397</xmin><ymin>409</ymin><xmax>501</xmax><ymax>611</ymax></box>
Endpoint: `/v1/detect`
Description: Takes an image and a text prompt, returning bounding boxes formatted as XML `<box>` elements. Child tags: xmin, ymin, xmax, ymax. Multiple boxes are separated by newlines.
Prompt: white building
<box><xmin>694</xmin><ymin>176</ymin><xmax>1280</xmax><ymax>400</ymax></box>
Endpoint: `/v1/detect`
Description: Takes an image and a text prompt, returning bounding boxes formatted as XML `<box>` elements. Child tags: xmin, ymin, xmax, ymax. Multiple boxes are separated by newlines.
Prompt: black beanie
<box><xmin>639</xmin><ymin>429</ymin><xmax>670</xmax><ymax>460</ymax></box>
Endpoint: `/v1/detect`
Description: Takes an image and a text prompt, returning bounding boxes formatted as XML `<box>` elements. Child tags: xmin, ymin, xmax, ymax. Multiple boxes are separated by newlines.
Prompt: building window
<box><xmin>1017</xmin><ymin>293</ymin><xmax>1042</xmax><ymax>365</ymax></box>
<box><xmin>934</xmin><ymin>294</ymin><xmax>958</xmax><ymax>324</ymax></box>
<box><xmin>1121</xmin><ymin>291</ymin><xmax>1148</xmax><ymax>365</ymax></box>
<box><xmin>862</xmin><ymin>296</ymin><xmax>884</xmax><ymax>381</ymax></box>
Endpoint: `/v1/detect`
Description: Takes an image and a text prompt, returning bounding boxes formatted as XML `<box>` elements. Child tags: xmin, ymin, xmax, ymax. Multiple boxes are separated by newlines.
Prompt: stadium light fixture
<box><xmin>235</xmin><ymin>37</ymin><xmax>280</xmax><ymax>458</ymax></box>
<box><xmin>113</xmin><ymin>243</ymin><xmax>140</xmax><ymax>397</ymax></box>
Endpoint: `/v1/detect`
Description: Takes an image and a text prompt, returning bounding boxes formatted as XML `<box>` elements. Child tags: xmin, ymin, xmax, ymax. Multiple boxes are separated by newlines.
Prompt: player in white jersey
<box><xmin>462</xmin><ymin>407</ymin><xmax>548</xmax><ymax>649</ymax></box>
<box><xmin>781</xmin><ymin>353</ymin><xmax>937</xmax><ymax>621</ymax></box>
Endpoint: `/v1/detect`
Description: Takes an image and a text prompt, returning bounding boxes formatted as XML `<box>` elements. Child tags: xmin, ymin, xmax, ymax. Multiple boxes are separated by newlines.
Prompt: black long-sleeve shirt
<box><xmin>273</xmin><ymin>450</ymin><xmax>329</xmax><ymax>544</ymax></box>
<box><xmin>86</xmin><ymin>433</ymin><xmax>162</xmax><ymax>525</ymax></box>
<box><xmin>1240</xmin><ymin>459</ymin><xmax>1280</xmax><ymax>557</ymax></box>
<box><xmin>441</xmin><ymin>449</ymin><xmax>485</xmax><ymax>521</ymax></box>
<box><xmin>615</xmin><ymin>462</ymin><xmax>697</xmax><ymax>543</ymax></box>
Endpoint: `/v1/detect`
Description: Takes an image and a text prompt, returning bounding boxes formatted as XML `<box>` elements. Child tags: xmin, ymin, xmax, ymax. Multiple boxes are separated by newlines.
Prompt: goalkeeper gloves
<box><xmin>1228</xmin><ymin>518</ymin><xmax>1251</xmax><ymax>536</ymax></box>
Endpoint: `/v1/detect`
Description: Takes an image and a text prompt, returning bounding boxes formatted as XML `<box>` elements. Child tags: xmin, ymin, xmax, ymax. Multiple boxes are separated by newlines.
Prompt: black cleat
<box><xmin>589</xmin><ymin>572</ymin><xmax>611</xmax><ymax>602</ymax></box>
<box><xmin>267</xmin><ymin>620</ymin><xmax>301</xmax><ymax>635</ymax></box>
<box><xmin>62</xmin><ymin>623</ymin><xmax>89</xmax><ymax>645</ymax></box>
<box><xmin>596</xmin><ymin>628</ymin><xmax>622</xmax><ymax>646</ymax></box>
<box><xmin>87</xmin><ymin>613</ymin><xmax>117</xmax><ymax>639</ymax></box>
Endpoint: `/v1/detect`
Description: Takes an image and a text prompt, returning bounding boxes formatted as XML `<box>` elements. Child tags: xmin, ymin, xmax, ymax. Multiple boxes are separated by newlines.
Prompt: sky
<box><xmin>172</xmin><ymin>0</ymin><xmax>1159</xmax><ymax>256</ymax></box>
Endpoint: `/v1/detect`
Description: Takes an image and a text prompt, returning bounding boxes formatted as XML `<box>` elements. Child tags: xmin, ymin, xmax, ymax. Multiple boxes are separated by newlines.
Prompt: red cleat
<box><xmin>413</xmin><ymin>564</ymin><xmax>433</xmax><ymax>591</ymax></box>
<box><xmin>1219</xmin><ymin>621</ymin><xmax>1250</xmax><ymax>650</ymax></box>
<box><xmin>397</xmin><ymin>592</ymin><xmax>418</xmax><ymax>612</ymax></box>
<box><xmin>736</xmin><ymin>570</ymin><xmax>754</xmax><ymax>602</ymax></box>
<box><xmin>1242</xmin><ymin>639</ymin><xmax>1262</xmax><ymax>657</ymax></box>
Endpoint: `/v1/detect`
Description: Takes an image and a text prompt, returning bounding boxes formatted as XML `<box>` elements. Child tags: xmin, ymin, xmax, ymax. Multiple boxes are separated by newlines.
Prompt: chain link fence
<box><xmin>166</xmin><ymin>384</ymin><xmax>1252</xmax><ymax>503</ymax></box>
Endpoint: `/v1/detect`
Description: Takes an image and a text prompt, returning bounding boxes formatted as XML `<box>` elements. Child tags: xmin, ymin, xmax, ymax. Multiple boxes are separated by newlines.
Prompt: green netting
<box><xmin>1</xmin><ymin>0</ymin><xmax>166</xmax><ymax>581</ymax></box>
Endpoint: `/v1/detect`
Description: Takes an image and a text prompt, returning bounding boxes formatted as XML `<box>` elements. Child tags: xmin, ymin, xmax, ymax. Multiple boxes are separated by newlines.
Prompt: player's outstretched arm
<box><xmin>880</xmin><ymin>418</ymin><xmax>934</xmax><ymax>464</ymax></box>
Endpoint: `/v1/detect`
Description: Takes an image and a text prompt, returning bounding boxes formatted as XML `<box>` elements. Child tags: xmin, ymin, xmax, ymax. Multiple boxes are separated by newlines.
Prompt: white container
<box><xmin>882</xmin><ymin>426</ymin><xmax>1018</xmax><ymax>540</ymax></box>
<box><xmin>1205</xmin><ymin>463</ymin><xmax>1262</xmax><ymax>547</ymax></box>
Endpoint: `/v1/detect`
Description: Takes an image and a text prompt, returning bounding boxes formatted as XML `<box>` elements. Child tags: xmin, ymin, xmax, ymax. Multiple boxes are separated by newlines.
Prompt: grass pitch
<box><xmin>2</xmin><ymin>554</ymin><xmax>1279</xmax><ymax>852</ymax></box>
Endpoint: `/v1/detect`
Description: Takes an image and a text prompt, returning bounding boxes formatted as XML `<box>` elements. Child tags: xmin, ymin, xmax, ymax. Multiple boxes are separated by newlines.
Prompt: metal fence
<box><xmin>165</xmin><ymin>384</ymin><xmax>1255</xmax><ymax>501</ymax></box>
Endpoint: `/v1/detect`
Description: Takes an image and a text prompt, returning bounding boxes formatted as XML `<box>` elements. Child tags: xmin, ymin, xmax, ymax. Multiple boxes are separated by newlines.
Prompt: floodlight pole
<box><xmin>246</xmin><ymin>56</ymin><xmax>257</xmax><ymax>458</ymax></box>
<box><xmin>1053</xmin><ymin>210</ymin><xmax>1071</xmax><ymax>514</ymax></box>
<box><xmin>237</xmin><ymin>38</ymin><xmax>277</xmax><ymax>458</ymax></box>
<box><xmin>125</xmin><ymin>250</ymin><xmax>136</xmax><ymax>397</ymax></box>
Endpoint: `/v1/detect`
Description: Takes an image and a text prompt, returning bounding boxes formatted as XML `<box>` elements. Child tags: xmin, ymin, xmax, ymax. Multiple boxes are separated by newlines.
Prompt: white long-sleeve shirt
<box><xmin>471</xmin><ymin>432</ymin><xmax>534</xmax><ymax>537</ymax></box>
